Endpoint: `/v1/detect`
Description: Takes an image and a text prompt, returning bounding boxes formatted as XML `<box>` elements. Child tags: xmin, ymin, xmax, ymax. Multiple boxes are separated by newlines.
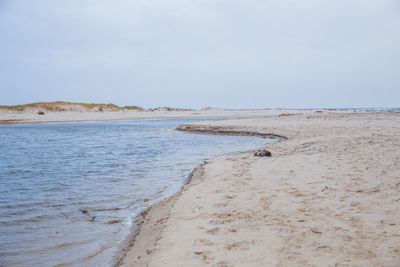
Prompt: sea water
<box><xmin>0</xmin><ymin>118</ymin><xmax>273</xmax><ymax>267</ymax></box>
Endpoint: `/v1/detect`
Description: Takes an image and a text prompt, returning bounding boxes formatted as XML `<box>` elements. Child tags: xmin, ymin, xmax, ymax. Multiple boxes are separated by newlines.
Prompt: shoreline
<box><xmin>119</xmin><ymin>112</ymin><xmax>400</xmax><ymax>266</ymax></box>
<box><xmin>0</xmin><ymin>109</ymin><xmax>352</xmax><ymax>125</ymax></box>
<box><xmin>113</xmin><ymin>163</ymin><xmax>207</xmax><ymax>266</ymax></box>
<box><xmin>117</xmin><ymin>123</ymin><xmax>287</xmax><ymax>267</ymax></box>
<box><xmin>0</xmin><ymin>114</ymin><xmax>251</xmax><ymax>125</ymax></box>
<box><xmin>116</xmin><ymin>138</ymin><xmax>278</xmax><ymax>267</ymax></box>
<box><xmin>114</xmin><ymin>167</ymin><xmax>202</xmax><ymax>266</ymax></box>
<box><xmin>176</xmin><ymin>124</ymin><xmax>288</xmax><ymax>140</ymax></box>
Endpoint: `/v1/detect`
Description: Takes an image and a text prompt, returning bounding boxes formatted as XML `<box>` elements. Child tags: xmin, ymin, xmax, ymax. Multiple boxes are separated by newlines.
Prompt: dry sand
<box><xmin>120</xmin><ymin>111</ymin><xmax>400</xmax><ymax>267</ymax></box>
<box><xmin>0</xmin><ymin>108</ymin><xmax>314</xmax><ymax>124</ymax></box>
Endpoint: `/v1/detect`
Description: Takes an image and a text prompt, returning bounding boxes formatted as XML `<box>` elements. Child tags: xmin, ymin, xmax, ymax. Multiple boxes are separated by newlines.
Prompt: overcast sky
<box><xmin>1</xmin><ymin>0</ymin><xmax>399</xmax><ymax>109</ymax></box>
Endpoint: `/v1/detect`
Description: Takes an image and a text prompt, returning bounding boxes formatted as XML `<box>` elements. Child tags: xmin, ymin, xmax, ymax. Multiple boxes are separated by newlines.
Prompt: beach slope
<box><xmin>121</xmin><ymin>112</ymin><xmax>400</xmax><ymax>266</ymax></box>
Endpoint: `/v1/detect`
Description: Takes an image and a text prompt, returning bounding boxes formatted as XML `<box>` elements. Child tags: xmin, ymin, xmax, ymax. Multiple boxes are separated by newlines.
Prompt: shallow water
<box><xmin>0</xmin><ymin>118</ymin><xmax>273</xmax><ymax>267</ymax></box>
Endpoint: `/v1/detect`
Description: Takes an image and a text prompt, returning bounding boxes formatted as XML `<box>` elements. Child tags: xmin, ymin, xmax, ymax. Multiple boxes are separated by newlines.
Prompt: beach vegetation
<box><xmin>106</xmin><ymin>219</ymin><xmax>122</xmax><ymax>224</ymax></box>
<box><xmin>0</xmin><ymin>101</ymin><xmax>194</xmax><ymax>113</ymax></box>
<box><xmin>122</xmin><ymin>105</ymin><xmax>144</xmax><ymax>111</ymax></box>
<box><xmin>140</xmin><ymin>209</ymin><xmax>149</xmax><ymax>217</ymax></box>
<box><xmin>149</xmin><ymin>107</ymin><xmax>192</xmax><ymax>112</ymax></box>
<box><xmin>0</xmin><ymin>101</ymin><xmax>144</xmax><ymax>112</ymax></box>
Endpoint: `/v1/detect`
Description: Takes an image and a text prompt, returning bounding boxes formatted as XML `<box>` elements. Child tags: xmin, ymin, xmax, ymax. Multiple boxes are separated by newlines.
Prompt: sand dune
<box><xmin>120</xmin><ymin>112</ymin><xmax>400</xmax><ymax>266</ymax></box>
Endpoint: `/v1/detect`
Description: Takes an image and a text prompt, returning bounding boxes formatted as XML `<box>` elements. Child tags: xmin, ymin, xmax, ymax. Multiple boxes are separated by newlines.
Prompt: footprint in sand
<box><xmin>206</xmin><ymin>227</ymin><xmax>220</xmax><ymax>235</ymax></box>
<box><xmin>193</xmin><ymin>250</ymin><xmax>215</xmax><ymax>263</ymax></box>
<box><xmin>213</xmin><ymin>261</ymin><xmax>233</xmax><ymax>267</ymax></box>
<box><xmin>194</xmin><ymin>239</ymin><xmax>214</xmax><ymax>246</ymax></box>
<box><xmin>214</xmin><ymin>201</ymin><xmax>229</xmax><ymax>208</ymax></box>
<box><xmin>224</xmin><ymin>240</ymin><xmax>254</xmax><ymax>251</ymax></box>
<box><xmin>259</xmin><ymin>197</ymin><xmax>271</xmax><ymax>210</ymax></box>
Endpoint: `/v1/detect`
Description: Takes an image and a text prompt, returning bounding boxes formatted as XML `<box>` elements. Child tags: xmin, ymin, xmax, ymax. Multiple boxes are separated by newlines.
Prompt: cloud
<box><xmin>1</xmin><ymin>0</ymin><xmax>400</xmax><ymax>108</ymax></box>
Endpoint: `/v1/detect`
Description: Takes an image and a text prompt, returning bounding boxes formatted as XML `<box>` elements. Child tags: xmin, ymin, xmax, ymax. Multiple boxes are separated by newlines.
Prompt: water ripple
<box><xmin>0</xmin><ymin>118</ymin><xmax>273</xmax><ymax>266</ymax></box>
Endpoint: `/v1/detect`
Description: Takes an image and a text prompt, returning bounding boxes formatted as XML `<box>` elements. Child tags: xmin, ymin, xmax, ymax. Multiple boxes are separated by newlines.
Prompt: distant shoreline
<box><xmin>0</xmin><ymin>108</ymin><xmax>368</xmax><ymax>125</ymax></box>
<box><xmin>2</xmin><ymin>101</ymin><xmax>397</xmax><ymax>125</ymax></box>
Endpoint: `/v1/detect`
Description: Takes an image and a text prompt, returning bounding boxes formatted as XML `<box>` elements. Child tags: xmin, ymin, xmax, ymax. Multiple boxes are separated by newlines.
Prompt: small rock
<box><xmin>80</xmin><ymin>208</ymin><xmax>89</xmax><ymax>214</ymax></box>
<box><xmin>254</xmin><ymin>150</ymin><xmax>272</xmax><ymax>157</ymax></box>
<box><xmin>38</xmin><ymin>111</ymin><xmax>45</xmax><ymax>115</ymax></box>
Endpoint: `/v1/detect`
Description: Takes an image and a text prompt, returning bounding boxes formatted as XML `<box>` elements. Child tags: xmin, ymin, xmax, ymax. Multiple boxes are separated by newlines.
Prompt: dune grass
<box><xmin>149</xmin><ymin>107</ymin><xmax>192</xmax><ymax>112</ymax></box>
<box><xmin>0</xmin><ymin>101</ymin><xmax>145</xmax><ymax>112</ymax></box>
<box><xmin>0</xmin><ymin>101</ymin><xmax>194</xmax><ymax>112</ymax></box>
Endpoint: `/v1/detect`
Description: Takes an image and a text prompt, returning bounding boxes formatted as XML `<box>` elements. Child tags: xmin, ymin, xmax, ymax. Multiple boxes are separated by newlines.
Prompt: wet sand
<box><xmin>120</xmin><ymin>111</ymin><xmax>400</xmax><ymax>266</ymax></box>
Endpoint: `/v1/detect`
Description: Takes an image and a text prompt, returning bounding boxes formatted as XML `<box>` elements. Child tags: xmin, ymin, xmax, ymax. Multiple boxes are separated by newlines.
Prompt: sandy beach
<box><xmin>119</xmin><ymin>111</ymin><xmax>400</xmax><ymax>266</ymax></box>
<box><xmin>3</xmin><ymin>0</ymin><xmax>400</xmax><ymax>265</ymax></box>
<box><xmin>0</xmin><ymin>108</ymin><xmax>312</xmax><ymax>125</ymax></box>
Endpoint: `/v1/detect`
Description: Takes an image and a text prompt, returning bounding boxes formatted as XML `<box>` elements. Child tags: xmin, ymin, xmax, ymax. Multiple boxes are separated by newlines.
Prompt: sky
<box><xmin>1</xmin><ymin>0</ymin><xmax>399</xmax><ymax>109</ymax></box>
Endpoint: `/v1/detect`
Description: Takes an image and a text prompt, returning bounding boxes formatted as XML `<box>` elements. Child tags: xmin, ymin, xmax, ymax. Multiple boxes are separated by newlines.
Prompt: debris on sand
<box><xmin>254</xmin><ymin>150</ymin><xmax>272</xmax><ymax>157</ymax></box>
